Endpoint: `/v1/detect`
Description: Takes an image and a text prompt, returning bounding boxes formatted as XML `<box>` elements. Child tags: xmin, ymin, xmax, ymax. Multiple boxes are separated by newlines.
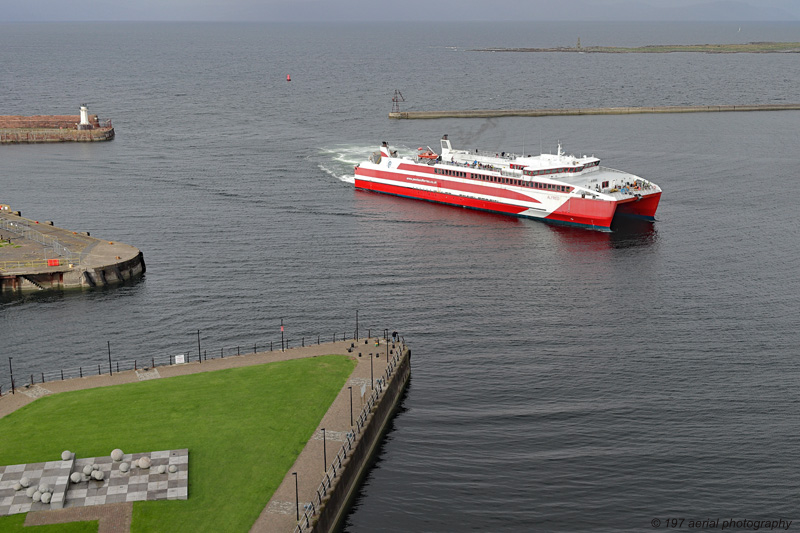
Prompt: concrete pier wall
<box><xmin>0</xmin><ymin>251</ymin><xmax>145</xmax><ymax>293</ymax></box>
<box><xmin>0</xmin><ymin>210</ymin><xmax>145</xmax><ymax>294</ymax></box>
<box><xmin>311</xmin><ymin>347</ymin><xmax>411</xmax><ymax>533</ymax></box>
<box><xmin>0</xmin><ymin>115</ymin><xmax>114</xmax><ymax>143</ymax></box>
<box><xmin>389</xmin><ymin>103</ymin><xmax>800</xmax><ymax>119</ymax></box>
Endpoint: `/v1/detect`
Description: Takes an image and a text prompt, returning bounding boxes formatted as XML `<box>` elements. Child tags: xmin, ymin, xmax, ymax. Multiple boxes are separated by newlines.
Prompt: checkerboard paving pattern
<box><xmin>0</xmin><ymin>449</ymin><xmax>188</xmax><ymax>516</ymax></box>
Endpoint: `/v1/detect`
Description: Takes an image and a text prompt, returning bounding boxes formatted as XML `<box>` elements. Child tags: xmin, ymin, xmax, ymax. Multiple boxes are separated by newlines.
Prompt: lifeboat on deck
<box><xmin>417</xmin><ymin>147</ymin><xmax>438</xmax><ymax>160</ymax></box>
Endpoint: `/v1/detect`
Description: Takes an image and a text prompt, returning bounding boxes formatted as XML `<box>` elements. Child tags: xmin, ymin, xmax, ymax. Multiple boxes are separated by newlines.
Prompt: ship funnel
<box><xmin>440</xmin><ymin>134</ymin><xmax>452</xmax><ymax>153</ymax></box>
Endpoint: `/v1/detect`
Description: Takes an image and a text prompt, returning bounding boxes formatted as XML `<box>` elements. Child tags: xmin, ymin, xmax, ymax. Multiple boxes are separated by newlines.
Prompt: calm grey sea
<box><xmin>2</xmin><ymin>21</ymin><xmax>800</xmax><ymax>532</ymax></box>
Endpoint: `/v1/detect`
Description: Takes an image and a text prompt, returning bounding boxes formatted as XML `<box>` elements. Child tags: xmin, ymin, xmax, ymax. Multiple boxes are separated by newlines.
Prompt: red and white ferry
<box><xmin>354</xmin><ymin>135</ymin><xmax>661</xmax><ymax>231</ymax></box>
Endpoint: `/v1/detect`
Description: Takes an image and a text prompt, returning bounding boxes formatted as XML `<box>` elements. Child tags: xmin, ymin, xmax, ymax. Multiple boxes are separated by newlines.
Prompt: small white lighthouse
<box><xmin>78</xmin><ymin>104</ymin><xmax>92</xmax><ymax>129</ymax></box>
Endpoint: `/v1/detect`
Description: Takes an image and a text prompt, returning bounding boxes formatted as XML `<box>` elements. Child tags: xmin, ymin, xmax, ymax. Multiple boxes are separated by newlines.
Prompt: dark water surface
<box><xmin>2</xmin><ymin>21</ymin><xmax>800</xmax><ymax>532</ymax></box>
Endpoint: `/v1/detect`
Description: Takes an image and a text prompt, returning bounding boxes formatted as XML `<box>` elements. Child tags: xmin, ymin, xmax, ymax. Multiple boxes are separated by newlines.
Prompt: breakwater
<box><xmin>0</xmin><ymin>113</ymin><xmax>114</xmax><ymax>143</ymax></box>
<box><xmin>389</xmin><ymin>103</ymin><xmax>800</xmax><ymax>119</ymax></box>
<box><xmin>0</xmin><ymin>209</ymin><xmax>144</xmax><ymax>293</ymax></box>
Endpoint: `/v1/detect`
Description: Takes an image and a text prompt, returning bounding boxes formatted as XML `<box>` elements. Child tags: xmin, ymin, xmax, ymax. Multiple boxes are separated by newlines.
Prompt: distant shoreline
<box><xmin>472</xmin><ymin>42</ymin><xmax>800</xmax><ymax>53</ymax></box>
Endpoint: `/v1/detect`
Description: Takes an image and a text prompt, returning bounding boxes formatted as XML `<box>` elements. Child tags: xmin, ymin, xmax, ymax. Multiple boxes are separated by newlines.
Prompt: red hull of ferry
<box><xmin>355</xmin><ymin>172</ymin><xmax>632</xmax><ymax>230</ymax></box>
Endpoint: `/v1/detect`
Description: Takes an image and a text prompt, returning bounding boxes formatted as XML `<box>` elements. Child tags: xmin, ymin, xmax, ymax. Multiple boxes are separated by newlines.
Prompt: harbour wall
<box><xmin>389</xmin><ymin>103</ymin><xmax>800</xmax><ymax>119</ymax></box>
<box><xmin>0</xmin><ymin>210</ymin><xmax>145</xmax><ymax>293</ymax></box>
<box><xmin>0</xmin><ymin>252</ymin><xmax>145</xmax><ymax>293</ymax></box>
<box><xmin>311</xmin><ymin>347</ymin><xmax>411</xmax><ymax>533</ymax></box>
<box><xmin>0</xmin><ymin>115</ymin><xmax>114</xmax><ymax>143</ymax></box>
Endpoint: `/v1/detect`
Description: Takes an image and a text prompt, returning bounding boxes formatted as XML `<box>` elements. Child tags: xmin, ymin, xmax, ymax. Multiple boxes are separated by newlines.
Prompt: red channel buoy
<box><xmin>287</xmin><ymin>74</ymin><xmax>291</xmax><ymax>82</ymax></box>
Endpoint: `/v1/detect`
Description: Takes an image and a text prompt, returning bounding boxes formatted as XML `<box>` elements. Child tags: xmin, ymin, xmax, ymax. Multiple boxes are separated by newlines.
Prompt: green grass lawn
<box><xmin>0</xmin><ymin>354</ymin><xmax>355</xmax><ymax>533</ymax></box>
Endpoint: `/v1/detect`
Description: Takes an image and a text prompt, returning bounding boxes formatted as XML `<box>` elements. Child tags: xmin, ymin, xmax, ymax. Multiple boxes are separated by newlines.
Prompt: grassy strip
<box><xmin>0</xmin><ymin>514</ymin><xmax>97</xmax><ymax>532</ymax></box>
<box><xmin>0</xmin><ymin>355</ymin><xmax>355</xmax><ymax>533</ymax></box>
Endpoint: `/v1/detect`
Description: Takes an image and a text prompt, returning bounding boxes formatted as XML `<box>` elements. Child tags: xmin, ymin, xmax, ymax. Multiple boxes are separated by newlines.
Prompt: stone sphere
<box><xmin>20</xmin><ymin>477</ymin><xmax>30</xmax><ymax>488</ymax></box>
<box><xmin>168</xmin><ymin>465</ymin><xmax>178</xmax><ymax>474</ymax></box>
<box><xmin>157</xmin><ymin>465</ymin><xmax>167</xmax><ymax>474</ymax></box>
<box><xmin>70</xmin><ymin>472</ymin><xmax>82</xmax><ymax>483</ymax></box>
<box><xmin>61</xmin><ymin>450</ymin><xmax>72</xmax><ymax>461</ymax></box>
<box><xmin>38</xmin><ymin>483</ymin><xmax>50</xmax><ymax>493</ymax></box>
<box><xmin>32</xmin><ymin>491</ymin><xmax>41</xmax><ymax>503</ymax></box>
<box><xmin>111</xmin><ymin>448</ymin><xmax>124</xmax><ymax>461</ymax></box>
<box><xmin>83</xmin><ymin>465</ymin><xmax>93</xmax><ymax>476</ymax></box>
<box><xmin>41</xmin><ymin>492</ymin><xmax>52</xmax><ymax>504</ymax></box>
<box><xmin>92</xmin><ymin>470</ymin><xmax>105</xmax><ymax>481</ymax></box>
<box><xmin>92</xmin><ymin>464</ymin><xmax>100</xmax><ymax>471</ymax></box>
<box><xmin>119</xmin><ymin>462</ymin><xmax>130</xmax><ymax>473</ymax></box>
<box><xmin>26</xmin><ymin>486</ymin><xmax>37</xmax><ymax>498</ymax></box>
<box><xmin>13</xmin><ymin>482</ymin><xmax>22</xmax><ymax>491</ymax></box>
<box><xmin>138</xmin><ymin>456</ymin><xmax>151</xmax><ymax>469</ymax></box>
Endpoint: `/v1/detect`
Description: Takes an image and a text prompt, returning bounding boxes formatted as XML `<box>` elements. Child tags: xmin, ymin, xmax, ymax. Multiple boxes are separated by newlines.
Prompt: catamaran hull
<box><xmin>354</xmin><ymin>172</ymin><xmax>658</xmax><ymax>231</ymax></box>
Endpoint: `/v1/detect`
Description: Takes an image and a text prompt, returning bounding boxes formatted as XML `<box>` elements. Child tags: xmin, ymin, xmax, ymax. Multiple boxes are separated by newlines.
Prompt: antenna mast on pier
<box><xmin>391</xmin><ymin>90</ymin><xmax>405</xmax><ymax>113</ymax></box>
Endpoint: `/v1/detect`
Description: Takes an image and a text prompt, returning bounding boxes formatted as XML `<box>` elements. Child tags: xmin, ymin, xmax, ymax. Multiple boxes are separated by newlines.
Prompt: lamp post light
<box><xmin>322</xmin><ymin>428</ymin><xmax>327</xmax><ymax>470</ymax></box>
<box><xmin>348</xmin><ymin>386</ymin><xmax>353</xmax><ymax>426</ymax></box>
<box><xmin>292</xmin><ymin>472</ymin><xmax>299</xmax><ymax>521</ymax></box>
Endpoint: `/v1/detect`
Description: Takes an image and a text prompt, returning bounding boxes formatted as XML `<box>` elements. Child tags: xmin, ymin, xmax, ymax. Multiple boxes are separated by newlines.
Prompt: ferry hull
<box><xmin>355</xmin><ymin>177</ymin><xmax>528</xmax><ymax>216</ymax></box>
<box><xmin>355</xmin><ymin>175</ymin><xmax>617</xmax><ymax>230</ymax></box>
<box><xmin>615</xmin><ymin>192</ymin><xmax>662</xmax><ymax>220</ymax></box>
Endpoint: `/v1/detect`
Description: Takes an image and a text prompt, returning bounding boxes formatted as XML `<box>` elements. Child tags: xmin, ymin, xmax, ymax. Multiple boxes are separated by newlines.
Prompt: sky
<box><xmin>1</xmin><ymin>0</ymin><xmax>799</xmax><ymax>22</ymax></box>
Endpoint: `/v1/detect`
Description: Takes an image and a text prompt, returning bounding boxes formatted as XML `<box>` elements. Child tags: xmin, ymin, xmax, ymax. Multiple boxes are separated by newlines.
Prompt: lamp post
<box><xmin>107</xmin><ymin>341</ymin><xmax>113</xmax><ymax>376</ymax></box>
<box><xmin>348</xmin><ymin>386</ymin><xmax>353</xmax><ymax>426</ymax></box>
<box><xmin>8</xmin><ymin>357</ymin><xmax>14</xmax><ymax>395</ymax></box>
<box><xmin>322</xmin><ymin>428</ymin><xmax>327</xmax><ymax>470</ymax></box>
<box><xmin>355</xmin><ymin>310</ymin><xmax>359</xmax><ymax>341</ymax></box>
<box><xmin>197</xmin><ymin>330</ymin><xmax>201</xmax><ymax>363</ymax></box>
<box><xmin>292</xmin><ymin>472</ymin><xmax>299</xmax><ymax>521</ymax></box>
<box><xmin>370</xmin><ymin>352</ymin><xmax>374</xmax><ymax>390</ymax></box>
<box><xmin>281</xmin><ymin>318</ymin><xmax>285</xmax><ymax>352</ymax></box>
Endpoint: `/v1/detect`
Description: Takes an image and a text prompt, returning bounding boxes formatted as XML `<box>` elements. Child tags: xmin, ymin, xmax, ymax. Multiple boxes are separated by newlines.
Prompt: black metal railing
<box><xmin>0</xmin><ymin>328</ymin><xmax>391</xmax><ymax>397</ymax></box>
<box><xmin>293</xmin><ymin>345</ymin><xmax>406</xmax><ymax>532</ymax></box>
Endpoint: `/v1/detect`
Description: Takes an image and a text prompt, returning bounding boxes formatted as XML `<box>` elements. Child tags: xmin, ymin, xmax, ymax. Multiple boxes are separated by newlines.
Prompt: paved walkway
<box><xmin>25</xmin><ymin>502</ymin><xmax>132</xmax><ymax>532</ymax></box>
<box><xmin>0</xmin><ymin>336</ymin><xmax>400</xmax><ymax>532</ymax></box>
